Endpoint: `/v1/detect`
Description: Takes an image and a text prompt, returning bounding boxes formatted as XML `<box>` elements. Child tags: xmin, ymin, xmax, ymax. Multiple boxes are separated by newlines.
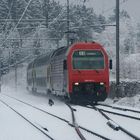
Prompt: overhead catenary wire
<box><xmin>2</xmin><ymin>5</ymin><xmax>66</xmax><ymax>66</ymax></box>
<box><xmin>1</xmin><ymin>3</ymin><xmax>66</xmax><ymax>49</ymax></box>
<box><xmin>48</xmin><ymin>7</ymin><xmax>66</xmax><ymax>28</ymax></box>
<box><xmin>0</xmin><ymin>0</ymin><xmax>33</xmax><ymax>48</ymax></box>
<box><xmin>12</xmin><ymin>7</ymin><xmax>66</xmax><ymax>60</ymax></box>
<box><xmin>0</xmin><ymin>0</ymin><xmax>127</xmax><ymax>52</ymax></box>
<box><xmin>15</xmin><ymin>0</ymin><xmax>44</xmax><ymax>39</ymax></box>
<box><xmin>20</xmin><ymin>6</ymin><xmax>66</xmax><ymax>45</ymax></box>
<box><xmin>0</xmin><ymin>0</ymin><xmax>14</xmax><ymax>31</ymax></box>
<box><xmin>0</xmin><ymin>0</ymin><xmax>114</xmax><ymax>47</ymax></box>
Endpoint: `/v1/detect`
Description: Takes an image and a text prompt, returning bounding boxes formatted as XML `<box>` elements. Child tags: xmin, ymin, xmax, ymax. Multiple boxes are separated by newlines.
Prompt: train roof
<box><xmin>27</xmin><ymin>42</ymin><xmax>105</xmax><ymax>68</ymax></box>
<box><xmin>51</xmin><ymin>46</ymin><xmax>68</xmax><ymax>58</ymax></box>
<box><xmin>28</xmin><ymin>46</ymin><xmax>68</xmax><ymax>67</ymax></box>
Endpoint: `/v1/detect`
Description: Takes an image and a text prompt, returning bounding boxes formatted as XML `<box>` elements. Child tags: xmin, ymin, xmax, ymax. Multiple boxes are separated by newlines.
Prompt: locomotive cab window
<box><xmin>72</xmin><ymin>50</ymin><xmax>104</xmax><ymax>70</ymax></box>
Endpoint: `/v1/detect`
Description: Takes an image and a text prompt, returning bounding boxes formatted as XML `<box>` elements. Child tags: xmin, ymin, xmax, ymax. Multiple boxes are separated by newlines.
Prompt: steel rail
<box><xmin>1</xmin><ymin>94</ymin><xmax>110</xmax><ymax>140</ymax></box>
<box><xmin>0</xmin><ymin>98</ymin><xmax>54</xmax><ymax>140</ymax></box>
<box><xmin>85</xmin><ymin>105</ymin><xmax>140</xmax><ymax>121</ymax></box>
<box><xmin>66</xmin><ymin>103</ymin><xmax>86</xmax><ymax>140</ymax></box>
<box><xmin>97</xmin><ymin>103</ymin><xmax>140</xmax><ymax>114</ymax></box>
<box><xmin>92</xmin><ymin>106</ymin><xmax>140</xmax><ymax>140</ymax></box>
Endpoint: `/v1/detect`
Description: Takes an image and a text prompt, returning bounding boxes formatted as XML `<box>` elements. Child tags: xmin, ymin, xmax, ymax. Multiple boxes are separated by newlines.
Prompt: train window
<box><xmin>109</xmin><ymin>59</ymin><xmax>113</xmax><ymax>69</ymax></box>
<box><xmin>73</xmin><ymin>50</ymin><xmax>104</xmax><ymax>70</ymax></box>
<box><xmin>63</xmin><ymin>60</ymin><xmax>67</xmax><ymax>70</ymax></box>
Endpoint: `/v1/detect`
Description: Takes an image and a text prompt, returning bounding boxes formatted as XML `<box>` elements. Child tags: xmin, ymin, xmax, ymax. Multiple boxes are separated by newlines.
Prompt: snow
<box><xmin>106</xmin><ymin>113</ymin><xmax>140</xmax><ymax>137</ymax></box>
<box><xmin>114</xmin><ymin>95</ymin><xmax>140</xmax><ymax>109</ymax></box>
<box><xmin>1</xmin><ymin>64</ymin><xmax>140</xmax><ymax>140</ymax></box>
<box><xmin>0</xmin><ymin>95</ymin><xmax>80</xmax><ymax>140</ymax></box>
<box><xmin>104</xmin><ymin>95</ymin><xmax>140</xmax><ymax>110</ymax></box>
<box><xmin>0</xmin><ymin>101</ymin><xmax>49</xmax><ymax>140</ymax></box>
<box><xmin>73</xmin><ymin>105</ymin><xmax>134</xmax><ymax>140</ymax></box>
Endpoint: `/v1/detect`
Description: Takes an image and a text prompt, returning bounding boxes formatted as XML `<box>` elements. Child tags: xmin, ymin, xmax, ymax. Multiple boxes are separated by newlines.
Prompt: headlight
<box><xmin>74</xmin><ymin>82</ymin><xmax>79</xmax><ymax>85</ymax></box>
<box><xmin>100</xmin><ymin>82</ymin><xmax>104</xmax><ymax>85</ymax></box>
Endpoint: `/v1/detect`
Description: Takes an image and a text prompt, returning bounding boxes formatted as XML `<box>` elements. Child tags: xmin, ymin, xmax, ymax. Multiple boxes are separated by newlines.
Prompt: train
<box><xmin>27</xmin><ymin>42</ymin><xmax>112</xmax><ymax>103</ymax></box>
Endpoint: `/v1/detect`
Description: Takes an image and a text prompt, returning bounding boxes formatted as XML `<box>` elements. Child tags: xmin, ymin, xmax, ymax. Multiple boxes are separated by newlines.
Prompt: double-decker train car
<box><xmin>27</xmin><ymin>42</ymin><xmax>112</xmax><ymax>102</ymax></box>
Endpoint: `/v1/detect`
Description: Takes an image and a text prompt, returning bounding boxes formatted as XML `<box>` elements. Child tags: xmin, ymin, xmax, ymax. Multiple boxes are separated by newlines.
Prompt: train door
<box><xmin>63</xmin><ymin>59</ymin><xmax>68</xmax><ymax>94</ymax></box>
<box><xmin>32</xmin><ymin>67</ymin><xmax>37</xmax><ymax>92</ymax></box>
<box><xmin>47</xmin><ymin>65</ymin><xmax>52</xmax><ymax>92</ymax></box>
<box><xmin>52</xmin><ymin>56</ymin><xmax>65</xmax><ymax>95</ymax></box>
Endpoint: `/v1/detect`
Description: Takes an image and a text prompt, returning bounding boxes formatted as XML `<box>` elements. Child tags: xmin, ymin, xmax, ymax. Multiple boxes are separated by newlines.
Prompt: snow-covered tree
<box><xmin>96</xmin><ymin>9</ymin><xmax>140</xmax><ymax>80</ymax></box>
<box><xmin>136</xmin><ymin>23</ymin><xmax>140</xmax><ymax>53</ymax></box>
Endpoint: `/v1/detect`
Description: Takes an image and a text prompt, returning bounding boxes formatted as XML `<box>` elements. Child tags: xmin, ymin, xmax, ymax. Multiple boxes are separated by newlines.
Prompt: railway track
<box><xmin>66</xmin><ymin>103</ymin><xmax>86</xmax><ymax>140</ymax></box>
<box><xmin>80</xmin><ymin>104</ymin><xmax>140</xmax><ymax>140</ymax></box>
<box><xmin>1</xmin><ymin>94</ymin><xmax>110</xmax><ymax>140</ymax></box>
<box><xmin>0</xmin><ymin>98</ymin><xmax>54</xmax><ymax>140</ymax></box>
<box><xmin>97</xmin><ymin>103</ymin><xmax>140</xmax><ymax>114</ymax></box>
<box><xmin>85</xmin><ymin>105</ymin><xmax>140</xmax><ymax>121</ymax></box>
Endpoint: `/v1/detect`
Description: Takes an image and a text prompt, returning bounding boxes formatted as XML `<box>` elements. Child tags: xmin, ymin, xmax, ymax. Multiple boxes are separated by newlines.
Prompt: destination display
<box><xmin>73</xmin><ymin>50</ymin><xmax>103</xmax><ymax>57</ymax></box>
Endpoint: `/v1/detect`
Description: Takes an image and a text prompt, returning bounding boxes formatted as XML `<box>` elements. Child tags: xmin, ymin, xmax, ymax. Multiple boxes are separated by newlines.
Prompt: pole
<box><xmin>0</xmin><ymin>57</ymin><xmax>1</xmax><ymax>93</ymax></box>
<box><xmin>67</xmin><ymin>0</ymin><xmax>70</xmax><ymax>47</ymax></box>
<box><xmin>116</xmin><ymin>0</ymin><xmax>120</xmax><ymax>86</ymax></box>
<box><xmin>44</xmin><ymin>0</ymin><xmax>49</xmax><ymax>28</ymax></box>
<box><xmin>14</xmin><ymin>1</ymin><xmax>17</xmax><ymax>90</ymax></box>
<box><xmin>9</xmin><ymin>48</ymin><xmax>11</xmax><ymax>70</ymax></box>
<box><xmin>15</xmin><ymin>57</ymin><xmax>17</xmax><ymax>90</ymax></box>
<box><xmin>0</xmin><ymin>49</ymin><xmax>2</xmax><ymax>93</ymax></box>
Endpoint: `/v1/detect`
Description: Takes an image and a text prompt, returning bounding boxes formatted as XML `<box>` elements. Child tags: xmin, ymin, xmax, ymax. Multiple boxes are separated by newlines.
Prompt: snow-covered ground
<box><xmin>1</xmin><ymin>63</ymin><xmax>140</xmax><ymax>140</ymax></box>
<box><xmin>105</xmin><ymin>95</ymin><xmax>140</xmax><ymax>109</ymax></box>
<box><xmin>0</xmin><ymin>100</ymin><xmax>50</xmax><ymax>140</ymax></box>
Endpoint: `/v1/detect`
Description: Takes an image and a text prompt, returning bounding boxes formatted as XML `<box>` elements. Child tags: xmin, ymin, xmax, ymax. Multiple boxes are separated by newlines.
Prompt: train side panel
<box><xmin>51</xmin><ymin>54</ymin><xmax>66</xmax><ymax>96</ymax></box>
<box><xmin>33</xmin><ymin>65</ymin><xmax>48</xmax><ymax>93</ymax></box>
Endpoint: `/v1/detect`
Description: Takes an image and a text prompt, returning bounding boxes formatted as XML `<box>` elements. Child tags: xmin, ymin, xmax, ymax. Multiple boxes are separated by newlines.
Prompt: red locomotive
<box><xmin>27</xmin><ymin>42</ymin><xmax>112</xmax><ymax>102</ymax></box>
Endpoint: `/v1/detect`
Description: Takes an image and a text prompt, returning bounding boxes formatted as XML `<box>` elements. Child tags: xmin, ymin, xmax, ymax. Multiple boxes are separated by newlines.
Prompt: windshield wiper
<box><xmin>77</xmin><ymin>69</ymin><xmax>81</xmax><ymax>73</ymax></box>
<box><xmin>95</xmin><ymin>70</ymin><xmax>99</xmax><ymax>73</ymax></box>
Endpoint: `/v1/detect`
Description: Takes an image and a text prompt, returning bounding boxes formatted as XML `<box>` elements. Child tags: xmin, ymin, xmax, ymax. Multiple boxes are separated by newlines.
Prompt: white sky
<box><xmin>57</xmin><ymin>0</ymin><xmax>140</xmax><ymax>23</ymax></box>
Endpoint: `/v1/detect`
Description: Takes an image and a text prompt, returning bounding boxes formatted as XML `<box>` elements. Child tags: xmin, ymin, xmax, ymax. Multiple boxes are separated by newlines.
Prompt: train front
<box><xmin>67</xmin><ymin>42</ymin><xmax>110</xmax><ymax>102</ymax></box>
